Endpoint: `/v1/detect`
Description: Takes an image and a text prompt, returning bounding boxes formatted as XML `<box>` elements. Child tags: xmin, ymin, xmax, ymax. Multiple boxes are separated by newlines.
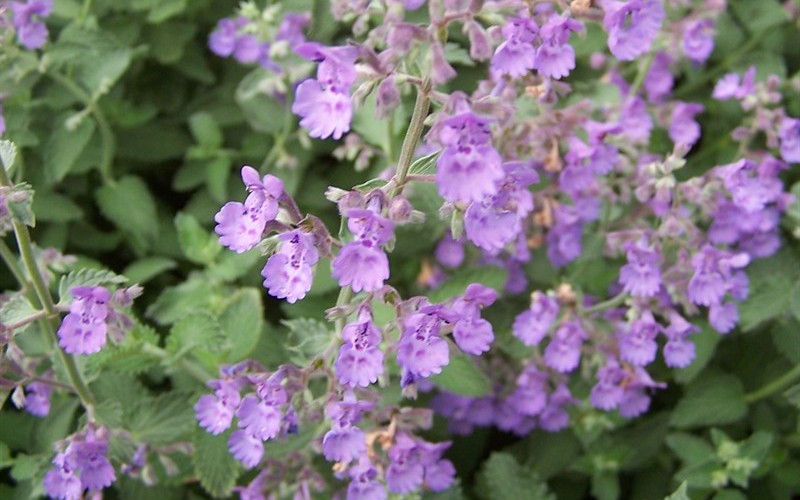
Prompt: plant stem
<box><xmin>45</xmin><ymin>71</ymin><xmax>116</xmax><ymax>185</ymax></box>
<box><xmin>629</xmin><ymin>52</ymin><xmax>654</xmax><ymax>97</ymax></box>
<box><xmin>581</xmin><ymin>292</ymin><xmax>628</xmax><ymax>315</ymax></box>
<box><xmin>0</xmin><ymin>168</ymin><xmax>98</xmax><ymax>420</ymax></box>
<box><xmin>0</xmin><ymin>239</ymin><xmax>28</xmax><ymax>291</ymax></box>
<box><xmin>334</xmin><ymin>286</ymin><xmax>353</xmax><ymax>337</ymax></box>
<box><xmin>744</xmin><ymin>364</ymin><xmax>800</xmax><ymax>404</ymax></box>
<box><xmin>391</xmin><ymin>77</ymin><xmax>432</xmax><ymax>198</ymax></box>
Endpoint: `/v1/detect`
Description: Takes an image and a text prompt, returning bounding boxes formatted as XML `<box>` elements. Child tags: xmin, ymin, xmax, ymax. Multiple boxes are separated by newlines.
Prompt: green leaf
<box><xmin>430</xmin><ymin>352</ymin><xmax>492</xmax><ymax>397</ymax></box>
<box><xmin>189</xmin><ymin>112</ymin><xmax>223</xmax><ymax>149</ymax></box>
<box><xmin>218</xmin><ymin>288</ymin><xmax>264</xmax><ymax>362</ymax></box>
<box><xmin>175</xmin><ymin>212</ymin><xmax>221</xmax><ymax>265</ymax></box>
<box><xmin>591</xmin><ymin>471</ymin><xmax>620</xmax><ymax>500</ymax></box>
<box><xmin>235</xmin><ymin>68</ymin><xmax>287</xmax><ymax>134</ymax></box>
<box><xmin>771</xmin><ymin>319</ymin><xmax>800</xmax><ymax>364</ymax></box>
<box><xmin>129</xmin><ymin>392</ymin><xmax>195</xmax><ymax>445</ymax></box>
<box><xmin>475</xmin><ymin>453</ymin><xmax>555</xmax><ymax>500</ymax></box>
<box><xmin>146</xmin><ymin>277</ymin><xmax>219</xmax><ymax>325</ymax></box>
<box><xmin>147</xmin><ymin>0</ymin><xmax>186</xmax><ymax>23</ymax></box>
<box><xmin>784</xmin><ymin>383</ymin><xmax>800</xmax><ymax>409</ymax></box>
<box><xmin>0</xmin><ymin>442</ymin><xmax>11</xmax><ymax>469</ymax></box>
<box><xmin>664</xmin><ymin>482</ymin><xmax>690</xmax><ymax>500</ymax></box>
<box><xmin>730</xmin><ymin>0</ymin><xmax>789</xmax><ymax>33</ymax></box>
<box><xmin>0</xmin><ymin>139</ymin><xmax>17</xmax><ymax>173</ymax></box>
<box><xmin>148</xmin><ymin>21</ymin><xmax>196</xmax><ymax>63</ymax></box>
<box><xmin>666</xmin><ymin>433</ymin><xmax>715</xmax><ymax>466</ymax></box>
<box><xmin>31</xmin><ymin>191</ymin><xmax>83</xmax><ymax>222</ymax></box>
<box><xmin>84</xmin><ymin>323</ymin><xmax>160</xmax><ymax>375</ymax></box>
<box><xmin>123</xmin><ymin>257</ymin><xmax>177</xmax><ymax>284</ymax></box>
<box><xmin>57</xmin><ymin>267</ymin><xmax>127</xmax><ymax>304</ymax></box>
<box><xmin>670</xmin><ymin>371</ymin><xmax>747</xmax><ymax>428</ymax></box>
<box><xmin>96</xmin><ymin>175</ymin><xmax>160</xmax><ymax>249</ymax></box>
<box><xmin>428</xmin><ymin>266</ymin><xmax>508</xmax><ymax>303</ymax></box>
<box><xmin>166</xmin><ymin>312</ymin><xmax>224</xmax><ymax>360</ymax></box>
<box><xmin>44</xmin><ymin>117</ymin><xmax>95</xmax><ymax>182</ymax></box>
<box><xmin>739</xmin><ymin>249</ymin><xmax>800</xmax><ymax>330</ymax></box>
<box><xmin>282</xmin><ymin>318</ymin><xmax>332</xmax><ymax>366</ymax></box>
<box><xmin>739</xmin><ymin>431</ymin><xmax>773</xmax><ymax>464</ymax></box>
<box><xmin>193</xmin><ymin>429</ymin><xmax>240</xmax><ymax>498</ymax></box>
<box><xmin>79</xmin><ymin>48</ymin><xmax>132</xmax><ymax>93</ymax></box>
<box><xmin>674</xmin><ymin>322</ymin><xmax>721</xmax><ymax>384</ymax></box>
<box><xmin>6</xmin><ymin>183</ymin><xmax>35</xmax><ymax>227</ymax></box>
<box><xmin>0</xmin><ymin>294</ymin><xmax>38</xmax><ymax>328</ymax></box>
<box><xmin>408</xmin><ymin>150</ymin><xmax>441</xmax><ymax>176</ymax></box>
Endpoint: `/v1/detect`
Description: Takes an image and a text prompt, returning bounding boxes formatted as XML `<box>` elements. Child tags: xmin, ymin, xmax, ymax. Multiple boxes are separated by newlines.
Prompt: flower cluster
<box><xmin>43</xmin><ymin>427</ymin><xmax>116</xmax><ymax>499</ymax></box>
<box><xmin>56</xmin><ymin>285</ymin><xmax>138</xmax><ymax>355</ymax></box>
<box><xmin>209</xmin><ymin>11</ymin><xmax>309</xmax><ymax>68</ymax></box>
<box><xmin>6</xmin><ymin>0</ymin><xmax>52</xmax><ymax>49</ymax></box>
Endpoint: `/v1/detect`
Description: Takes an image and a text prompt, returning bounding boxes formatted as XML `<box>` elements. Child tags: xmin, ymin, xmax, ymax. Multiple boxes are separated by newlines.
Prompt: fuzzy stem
<box><xmin>580</xmin><ymin>292</ymin><xmax>629</xmax><ymax>315</ymax></box>
<box><xmin>744</xmin><ymin>364</ymin><xmax>800</xmax><ymax>404</ymax></box>
<box><xmin>391</xmin><ymin>77</ymin><xmax>432</xmax><ymax>198</ymax></box>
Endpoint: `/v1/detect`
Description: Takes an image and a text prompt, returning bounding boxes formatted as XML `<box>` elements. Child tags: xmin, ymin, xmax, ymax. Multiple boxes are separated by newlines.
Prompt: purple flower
<box><xmin>57</xmin><ymin>286</ymin><xmax>111</xmax><ymax>355</ymax></box>
<box><xmin>669</xmin><ymin>102</ymin><xmax>704</xmax><ymax>148</ymax></box>
<box><xmin>619</xmin><ymin>238</ymin><xmax>662</xmax><ymax>297</ymax></box>
<box><xmin>543</xmin><ymin>321</ymin><xmax>586</xmax><ymax>373</ymax></box>
<box><xmin>712</xmin><ymin>67</ymin><xmax>756</xmax><ymax>100</ymax></box>
<box><xmin>348</xmin><ymin>458</ymin><xmax>386</xmax><ymax>500</ymax></box>
<box><xmin>376</xmin><ymin>77</ymin><xmax>401</xmax><ymax>119</ymax></box>
<box><xmin>617</xmin><ymin>311</ymin><xmax>660</xmax><ymax>366</ymax></box>
<box><xmin>491</xmin><ymin>17</ymin><xmax>538</xmax><ymax>78</ymax></box>
<box><xmin>233</xmin><ymin>34</ymin><xmax>262</xmax><ymax>64</ymax></box>
<box><xmin>603</xmin><ymin>0</ymin><xmax>665</xmax><ymax>61</ymax></box>
<box><xmin>43</xmin><ymin>465</ymin><xmax>82</xmax><ymax>500</ymax></box>
<box><xmin>453</xmin><ymin>317</ymin><xmax>494</xmax><ymax>355</ymax></box>
<box><xmin>10</xmin><ymin>0</ymin><xmax>53</xmax><ymax>49</ymax></box>
<box><xmin>512</xmin><ymin>292</ymin><xmax>559</xmax><ymax>346</ymax></box>
<box><xmin>194</xmin><ymin>394</ymin><xmax>235</xmax><ymax>434</ymax></box>
<box><xmin>688</xmin><ymin>246</ymin><xmax>749</xmax><ymax>307</ymax></box>
<box><xmin>779</xmin><ymin>117</ymin><xmax>800</xmax><ymax>163</ymax></box>
<box><xmin>228</xmin><ymin>430</ymin><xmax>264</xmax><ymax>468</ymax></box>
<box><xmin>510</xmin><ymin>365</ymin><xmax>549</xmax><ymax>416</ymax></box>
<box><xmin>682</xmin><ymin>19</ymin><xmax>715</xmax><ymax>63</ymax></box>
<box><xmin>276</xmin><ymin>13</ymin><xmax>310</xmax><ymax>47</ymax></box>
<box><xmin>332</xmin><ymin>242</ymin><xmax>390</xmax><ymax>293</ymax></box>
<box><xmin>534</xmin><ymin>16</ymin><xmax>583</xmax><ymax>79</ymax></box>
<box><xmin>538</xmin><ymin>384</ymin><xmax>575</xmax><ymax>432</ymax></box>
<box><xmin>435</xmin><ymin>234</ymin><xmax>464</xmax><ymax>268</ymax></box>
<box><xmin>209</xmin><ymin>17</ymin><xmax>246</xmax><ymax>57</ymax></box>
<box><xmin>72</xmin><ymin>440</ymin><xmax>116</xmax><ymax>490</ymax></box>
<box><xmin>24</xmin><ymin>380</ymin><xmax>52</xmax><ymax>417</ymax></box>
<box><xmin>643</xmin><ymin>52</ymin><xmax>674</xmax><ymax>102</ymax></box>
<box><xmin>262</xmin><ymin>229</ymin><xmax>319</xmax><ymax>303</ymax></box>
<box><xmin>590</xmin><ymin>362</ymin><xmax>627</xmax><ymax>411</ymax></box>
<box><xmin>292</xmin><ymin>79</ymin><xmax>353</xmax><ymax>140</ymax></box>
<box><xmin>619</xmin><ymin>96</ymin><xmax>653</xmax><ymax>143</ymax></box>
<box><xmin>323</xmin><ymin>426</ymin><xmax>366</xmax><ymax>463</ymax></box>
<box><xmin>709</xmin><ymin>301</ymin><xmax>738</xmax><ymax>334</ymax></box>
<box><xmin>397</xmin><ymin>308</ymin><xmax>451</xmax><ymax>378</ymax></box>
<box><xmin>336</xmin><ymin>314</ymin><xmax>385</xmax><ymax>388</ymax></box>
<box><xmin>662</xmin><ymin>311</ymin><xmax>698</xmax><ymax>368</ymax></box>
<box><xmin>435</xmin><ymin>112</ymin><xmax>504</xmax><ymax>203</ymax></box>
<box><xmin>546</xmin><ymin>206</ymin><xmax>584</xmax><ymax>267</ymax></box>
<box><xmin>619</xmin><ymin>367</ymin><xmax>664</xmax><ymax>417</ymax></box>
<box><xmin>236</xmin><ymin>396</ymin><xmax>281</xmax><ymax>441</ymax></box>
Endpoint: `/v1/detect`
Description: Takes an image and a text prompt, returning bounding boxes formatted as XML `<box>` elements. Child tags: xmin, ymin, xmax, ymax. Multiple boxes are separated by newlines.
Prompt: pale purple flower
<box><xmin>453</xmin><ymin>317</ymin><xmax>494</xmax><ymax>355</ymax></box>
<box><xmin>510</xmin><ymin>365</ymin><xmax>549</xmax><ymax>416</ymax></box>
<box><xmin>435</xmin><ymin>234</ymin><xmax>464</xmax><ymax>268</ymax></box>
<box><xmin>534</xmin><ymin>16</ymin><xmax>583</xmax><ymax>79</ymax></box>
<box><xmin>619</xmin><ymin>367</ymin><xmax>665</xmax><ymax>417</ymax></box>
<box><xmin>431</xmin><ymin>42</ymin><xmax>457</xmax><ymax>84</ymax></box>
<box><xmin>348</xmin><ymin>458</ymin><xmax>386</xmax><ymax>500</ymax></box>
<box><xmin>43</xmin><ymin>466</ymin><xmax>82</xmax><ymax>500</ymax></box>
<box><xmin>72</xmin><ymin>440</ymin><xmax>116</xmax><ymax>490</ymax></box>
<box><xmin>617</xmin><ymin>311</ymin><xmax>660</xmax><ymax>366</ymax></box>
<box><xmin>194</xmin><ymin>394</ymin><xmax>234</xmax><ymax>435</ymax></box>
<box><xmin>619</xmin><ymin>96</ymin><xmax>653</xmax><ymax>143</ymax></box>
<box><xmin>682</xmin><ymin>19</ymin><xmax>715</xmax><ymax>63</ymax></box>
<box><xmin>491</xmin><ymin>17</ymin><xmax>538</xmax><ymax>78</ymax></box>
<box><xmin>292</xmin><ymin>79</ymin><xmax>353</xmax><ymax>140</ymax></box>
<box><xmin>512</xmin><ymin>292</ymin><xmax>559</xmax><ymax>346</ymax></box>
<box><xmin>57</xmin><ymin>286</ymin><xmax>111</xmax><ymax>355</ymax></box>
<box><xmin>712</xmin><ymin>67</ymin><xmax>756</xmax><ymax>100</ymax></box>
<box><xmin>262</xmin><ymin>229</ymin><xmax>319</xmax><ymax>302</ymax></box>
<box><xmin>618</xmin><ymin>238</ymin><xmax>662</xmax><ymax>297</ymax></box>
<box><xmin>709</xmin><ymin>301</ymin><xmax>738</xmax><ymax>333</ymax></box>
<box><xmin>397</xmin><ymin>308</ymin><xmax>451</xmax><ymax>378</ymax></box>
<box><xmin>10</xmin><ymin>0</ymin><xmax>53</xmax><ymax>49</ymax></box>
<box><xmin>662</xmin><ymin>311</ymin><xmax>699</xmax><ymax>368</ymax></box>
<box><xmin>276</xmin><ymin>13</ymin><xmax>310</xmax><ymax>47</ymax></box>
<box><xmin>332</xmin><ymin>242</ymin><xmax>390</xmax><ymax>293</ymax></box>
<box><xmin>336</xmin><ymin>315</ymin><xmax>385</xmax><ymax>388</ymax></box>
<box><xmin>24</xmin><ymin>380</ymin><xmax>52</xmax><ymax>417</ymax></box>
<box><xmin>228</xmin><ymin>430</ymin><xmax>264</xmax><ymax>468</ymax></box>
<box><xmin>209</xmin><ymin>17</ymin><xmax>246</xmax><ymax>57</ymax></box>
<box><xmin>688</xmin><ymin>246</ymin><xmax>749</xmax><ymax>307</ymax></box>
<box><xmin>323</xmin><ymin>426</ymin><xmax>366</xmax><ymax>463</ymax></box>
<box><xmin>375</xmin><ymin>77</ymin><xmax>401</xmax><ymax>119</ymax></box>
<box><xmin>543</xmin><ymin>321</ymin><xmax>586</xmax><ymax>373</ymax></box>
<box><xmin>590</xmin><ymin>362</ymin><xmax>626</xmax><ymax>410</ymax></box>
<box><xmin>538</xmin><ymin>384</ymin><xmax>575</xmax><ymax>432</ymax></box>
<box><xmin>546</xmin><ymin>206</ymin><xmax>584</xmax><ymax>267</ymax></box>
<box><xmin>643</xmin><ymin>52</ymin><xmax>673</xmax><ymax>102</ymax></box>
<box><xmin>236</xmin><ymin>396</ymin><xmax>281</xmax><ymax>441</ymax></box>
<box><xmin>603</xmin><ymin>0</ymin><xmax>665</xmax><ymax>61</ymax></box>
<box><xmin>779</xmin><ymin>117</ymin><xmax>800</xmax><ymax>163</ymax></box>
<box><xmin>233</xmin><ymin>34</ymin><xmax>262</xmax><ymax>63</ymax></box>
<box><xmin>669</xmin><ymin>102</ymin><xmax>704</xmax><ymax>148</ymax></box>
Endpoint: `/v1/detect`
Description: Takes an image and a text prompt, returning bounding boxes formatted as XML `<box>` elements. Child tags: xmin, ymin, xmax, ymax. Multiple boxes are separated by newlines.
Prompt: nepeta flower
<box><xmin>491</xmin><ymin>17</ymin><xmax>538</xmax><ymax>78</ymax></box>
<box><xmin>669</xmin><ymin>102</ymin><xmax>704</xmax><ymax>148</ymax></box>
<box><xmin>347</xmin><ymin>457</ymin><xmax>386</xmax><ymax>500</ymax></box>
<box><xmin>435</xmin><ymin>112</ymin><xmax>504</xmax><ymax>203</ymax></box>
<box><xmin>228</xmin><ymin>430</ymin><xmax>264</xmax><ymax>469</ymax></box>
<box><xmin>712</xmin><ymin>67</ymin><xmax>756</xmax><ymax>100</ymax></box>
<box><xmin>24</xmin><ymin>380</ymin><xmax>52</xmax><ymax>417</ymax></box>
<box><xmin>332</xmin><ymin>242</ymin><xmax>390</xmax><ymax>293</ymax></box>
<box><xmin>512</xmin><ymin>292</ymin><xmax>559</xmax><ymax>346</ymax></box>
<box><xmin>543</xmin><ymin>321</ymin><xmax>587</xmax><ymax>373</ymax></box>
<box><xmin>662</xmin><ymin>311</ymin><xmax>699</xmax><ymax>368</ymax></box>
<box><xmin>236</xmin><ymin>395</ymin><xmax>282</xmax><ymax>441</ymax></box>
<box><xmin>603</xmin><ymin>0</ymin><xmax>665</xmax><ymax>61</ymax></box>
<box><xmin>386</xmin><ymin>434</ymin><xmax>454</xmax><ymax>494</ymax></box>
<box><xmin>779</xmin><ymin>117</ymin><xmax>800</xmax><ymax>163</ymax></box>
<box><xmin>643</xmin><ymin>52</ymin><xmax>674</xmax><ymax>102</ymax></box>
<box><xmin>619</xmin><ymin>238</ymin><xmax>662</xmax><ymax>297</ymax></box>
<box><xmin>538</xmin><ymin>384</ymin><xmax>576</xmax><ymax>432</ymax></box>
<box><xmin>397</xmin><ymin>307</ymin><xmax>451</xmax><ymax>379</ymax></box>
<box><xmin>709</xmin><ymin>301</ymin><xmax>738</xmax><ymax>333</ymax></box>
<box><xmin>209</xmin><ymin>17</ymin><xmax>247</xmax><ymax>57</ymax></box>
<box><xmin>57</xmin><ymin>286</ymin><xmax>111</xmax><ymax>355</ymax></box>
<box><xmin>322</xmin><ymin>397</ymin><xmax>371</xmax><ymax>463</ymax></box>
<box><xmin>10</xmin><ymin>0</ymin><xmax>53</xmax><ymax>49</ymax></box>
<box><xmin>546</xmin><ymin>206</ymin><xmax>584</xmax><ymax>267</ymax></box>
<box><xmin>535</xmin><ymin>16</ymin><xmax>583</xmax><ymax>79</ymax></box>
<box><xmin>682</xmin><ymin>19</ymin><xmax>715</xmax><ymax>63</ymax></box>
<box><xmin>509</xmin><ymin>365</ymin><xmax>549</xmax><ymax>416</ymax></box>
<box><xmin>435</xmin><ymin>234</ymin><xmax>464</xmax><ymax>268</ymax></box>
<box><xmin>262</xmin><ymin>229</ymin><xmax>319</xmax><ymax>302</ymax></box>
<box><xmin>336</xmin><ymin>311</ymin><xmax>385</xmax><ymax>387</ymax></box>
<box><xmin>688</xmin><ymin>246</ymin><xmax>749</xmax><ymax>307</ymax></box>
<box><xmin>590</xmin><ymin>361</ymin><xmax>627</xmax><ymax>410</ymax></box>
<box><xmin>43</xmin><ymin>430</ymin><xmax>116</xmax><ymax>499</ymax></box>
<box><xmin>617</xmin><ymin>311</ymin><xmax>660</xmax><ymax>366</ymax></box>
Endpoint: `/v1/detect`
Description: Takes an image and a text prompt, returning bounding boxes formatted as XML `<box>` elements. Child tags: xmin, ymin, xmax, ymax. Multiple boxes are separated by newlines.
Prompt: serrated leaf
<box><xmin>739</xmin><ymin>249</ymin><xmax>800</xmax><ymax>331</ymax></box>
<box><xmin>146</xmin><ymin>277</ymin><xmax>219</xmax><ymax>325</ymax></box>
<box><xmin>189</xmin><ymin>112</ymin><xmax>223</xmax><ymax>149</ymax></box>
<box><xmin>166</xmin><ymin>312</ymin><xmax>224</xmax><ymax>361</ymax></box>
<box><xmin>44</xmin><ymin>116</ymin><xmax>95</xmax><ymax>182</ymax></box>
<box><xmin>175</xmin><ymin>212</ymin><xmax>221</xmax><ymax>265</ymax></box>
<box><xmin>408</xmin><ymin>150</ymin><xmax>441</xmax><ymax>176</ymax></box>
<box><xmin>58</xmin><ymin>268</ymin><xmax>127</xmax><ymax>304</ymax></box>
<box><xmin>0</xmin><ymin>139</ymin><xmax>17</xmax><ymax>172</ymax></box>
<box><xmin>428</xmin><ymin>266</ymin><xmax>508</xmax><ymax>303</ymax></box>
<box><xmin>0</xmin><ymin>294</ymin><xmax>38</xmax><ymax>328</ymax></box>
<box><xmin>666</xmin><ymin>433</ymin><xmax>715</xmax><ymax>466</ymax></box>
<box><xmin>664</xmin><ymin>482</ymin><xmax>690</xmax><ymax>500</ymax></box>
<box><xmin>6</xmin><ymin>183</ymin><xmax>35</xmax><ymax>227</ymax></box>
<box><xmin>476</xmin><ymin>453</ymin><xmax>555</xmax><ymax>500</ymax></box>
<box><xmin>84</xmin><ymin>323</ymin><xmax>160</xmax><ymax>376</ymax></box>
<box><xmin>218</xmin><ymin>288</ymin><xmax>264</xmax><ymax>362</ymax></box>
<box><xmin>96</xmin><ymin>175</ymin><xmax>159</xmax><ymax>249</ymax></box>
<box><xmin>123</xmin><ymin>257</ymin><xmax>177</xmax><ymax>284</ymax></box>
<box><xmin>430</xmin><ymin>353</ymin><xmax>492</xmax><ymax>397</ymax></box>
<box><xmin>670</xmin><ymin>371</ymin><xmax>747</xmax><ymax>428</ymax></box>
<box><xmin>282</xmin><ymin>318</ymin><xmax>332</xmax><ymax>366</ymax></box>
<box><xmin>79</xmin><ymin>48</ymin><xmax>132</xmax><ymax>93</ymax></box>
<box><xmin>193</xmin><ymin>429</ymin><xmax>240</xmax><ymax>498</ymax></box>
<box><xmin>129</xmin><ymin>392</ymin><xmax>195</xmax><ymax>444</ymax></box>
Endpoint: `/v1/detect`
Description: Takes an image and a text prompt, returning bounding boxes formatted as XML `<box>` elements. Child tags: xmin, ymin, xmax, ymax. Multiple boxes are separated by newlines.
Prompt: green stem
<box><xmin>80</xmin><ymin>0</ymin><xmax>94</xmax><ymax>23</ymax></box>
<box><xmin>0</xmin><ymin>239</ymin><xmax>28</xmax><ymax>291</ymax></box>
<box><xmin>629</xmin><ymin>52</ymin><xmax>654</xmax><ymax>97</ymax></box>
<box><xmin>744</xmin><ymin>364</ymin><xmax>800</xmax><ymax>404</ymax></box>
<box><xmin>581</xmin><ymin>293</ymin><xmax>629</xmax><ymax>315</ymax></box>
<box><xmin>391</xmin><ymin>77</ymin><xmax>432</xmax><ymax>198</ymax></box>
<box><xmin>0</xmin><ymin>169</ymin><xmax>97</xmax><ymax>420</ymax></box>
<box><xmin>334</xmin><ymin>286</ymin><xmax>353</xmax><ymax>337</ymax></box>
<box><xmin>45</xmin><ymin>71</ymin><xmax>115</xmax><ymax>185</ymax></box>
